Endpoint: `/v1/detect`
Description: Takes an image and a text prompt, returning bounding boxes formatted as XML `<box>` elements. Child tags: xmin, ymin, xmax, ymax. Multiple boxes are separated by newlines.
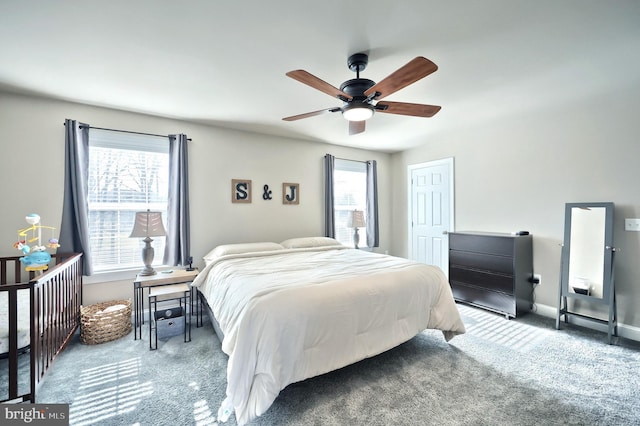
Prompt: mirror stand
<box><xmin>555</xmin><ymin>202</ymin><xmax>618</xmax><ymax>344</ymax></box>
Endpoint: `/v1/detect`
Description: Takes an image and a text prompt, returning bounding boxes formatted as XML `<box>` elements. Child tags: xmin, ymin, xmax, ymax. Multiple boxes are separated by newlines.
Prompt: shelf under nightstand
<box><xmin>148</xmin><ymin>283</ymin><xmax>191</xmax><ymax>350</ymax></box>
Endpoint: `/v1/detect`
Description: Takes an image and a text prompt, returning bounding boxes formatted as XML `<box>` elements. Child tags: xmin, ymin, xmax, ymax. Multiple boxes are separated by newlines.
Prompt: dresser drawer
<box><xmin>450</xmin><ymin>282</ymin><xmax>516</xmax><ymax>317</ymax></box>
<box><xmin>449</xmin><ymin>233</ymin><xmax>514</xmax><ymax>256</ymax></box>
<box><xmin>449</xmin><ymin>250</ymin><xmax>514</xmax><ymax>275</ymax></box>
<box><xmin>449</xmin><ymin>266</ymin><xmax>514</xmax><ymax>295</ymax></box>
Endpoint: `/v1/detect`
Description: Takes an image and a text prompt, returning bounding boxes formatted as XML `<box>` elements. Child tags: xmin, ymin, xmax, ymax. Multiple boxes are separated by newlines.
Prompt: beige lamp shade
<box><xmin>347</xmin><ymin>209</ymin><xmax>366</xmax><ymax>228</ymax></box>
<box><xmin>130</xmin><ymin>210</ymin><xmax>166</xmax><ymax>238</ymax></box>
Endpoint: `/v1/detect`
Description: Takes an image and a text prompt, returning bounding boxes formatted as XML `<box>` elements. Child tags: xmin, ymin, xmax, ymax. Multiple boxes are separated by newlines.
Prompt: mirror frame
<box><xmin>560</xmin><ymin>202</ymin><xmax>615</xmax><ymax>304</ymax></box>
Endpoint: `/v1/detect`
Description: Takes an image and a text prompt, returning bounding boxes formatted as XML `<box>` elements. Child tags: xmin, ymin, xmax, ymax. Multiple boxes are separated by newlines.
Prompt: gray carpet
<box><xmin>26</xmin><ymin>304</ymin><xmax>640</xmax><ymax>425</ymax></box>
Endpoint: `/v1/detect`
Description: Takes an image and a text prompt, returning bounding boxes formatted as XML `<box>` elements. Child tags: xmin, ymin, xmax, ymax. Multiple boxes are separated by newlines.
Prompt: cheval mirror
<box><xmin>556</xmin><ymin>202</ymin><xmax>617</xmax><ymax>343</ymax></box>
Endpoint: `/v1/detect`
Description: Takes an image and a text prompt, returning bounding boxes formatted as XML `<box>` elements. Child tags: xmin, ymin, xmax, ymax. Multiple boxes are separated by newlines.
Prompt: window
<box><xmin>333</xmin><ymin>159</ymin><xmax>368</xmax><ymax>248</ymax></box>
<box><xmin>88</xmin><ymin>129</ymin><xmax>169</xmax><ymax>272</ymax></box>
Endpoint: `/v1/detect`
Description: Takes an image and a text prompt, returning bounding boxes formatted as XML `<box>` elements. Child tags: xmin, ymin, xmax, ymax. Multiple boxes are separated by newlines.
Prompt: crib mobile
<box><xmin>14</xmin><ymin>213</ymin><xmax>60</xmax><ymax>272</ymax></box>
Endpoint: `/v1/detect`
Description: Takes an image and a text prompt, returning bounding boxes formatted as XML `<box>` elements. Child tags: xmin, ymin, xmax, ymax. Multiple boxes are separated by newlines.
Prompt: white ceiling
<box><xmin>1</xmin><ymin>1</ymin><xmax>639</xmax><ymax>152</ymax></box>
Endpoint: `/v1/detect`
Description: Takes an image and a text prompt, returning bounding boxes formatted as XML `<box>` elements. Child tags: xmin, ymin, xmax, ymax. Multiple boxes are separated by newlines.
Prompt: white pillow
<box><xmin>203</xmin><ymin>242</ymin><xmax>284</xmax><ymax>263</ymax></box>
<box><xmin>279</xmin><ymin>237</ymin><xmax>343</xmax><ymax>249</ymax></box>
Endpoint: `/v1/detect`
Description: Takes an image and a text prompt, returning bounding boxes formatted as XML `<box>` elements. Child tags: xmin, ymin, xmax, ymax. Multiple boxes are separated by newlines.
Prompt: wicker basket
<box><xmin>81</xmin><ymin>299</ymin><xmax>132</xmax><ymax>344</ymax></box>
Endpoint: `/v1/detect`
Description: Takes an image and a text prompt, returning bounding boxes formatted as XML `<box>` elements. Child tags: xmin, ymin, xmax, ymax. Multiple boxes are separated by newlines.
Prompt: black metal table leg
<box><xmin>149</xmin><ymin>294</ymin><xmax>156</xmax><ymax>350</ymax></box>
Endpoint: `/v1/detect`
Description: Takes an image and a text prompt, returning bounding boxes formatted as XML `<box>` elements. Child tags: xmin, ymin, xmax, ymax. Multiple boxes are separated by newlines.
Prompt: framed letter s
<box><xmin>232</xmin><ymin>179</ymin><xmax>252</xmax><ymax>203</ymax></box>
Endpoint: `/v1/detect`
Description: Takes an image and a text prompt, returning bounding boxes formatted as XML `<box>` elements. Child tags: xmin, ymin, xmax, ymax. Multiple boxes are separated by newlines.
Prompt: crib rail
<box><xmin>0</xmin><ymin>253</ymin><xmax>78</xmax><ymax>286</ymax></box>
<box><xmin>1</xmin><ymin>253</ymin><xmax>82</xmax><ymax>403</ymax></box>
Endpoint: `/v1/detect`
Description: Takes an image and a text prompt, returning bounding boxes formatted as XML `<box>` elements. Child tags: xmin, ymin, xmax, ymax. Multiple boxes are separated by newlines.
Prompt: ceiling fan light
<box><xmin>342</xmin><ymin>104</ymin><xmax>374</xmax><ymax>121</ymax></box>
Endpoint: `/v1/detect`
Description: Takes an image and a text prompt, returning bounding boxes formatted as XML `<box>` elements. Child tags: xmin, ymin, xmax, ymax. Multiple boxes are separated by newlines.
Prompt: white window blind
<box><xmin>88</xmin><ymin>129</ymin><xmax>169</xmax><ymax>272</ymax></box>
<box><xmin>334</xmin><ymin>158</ymin><xmax>368</xmax><ymax>248</ymax></box>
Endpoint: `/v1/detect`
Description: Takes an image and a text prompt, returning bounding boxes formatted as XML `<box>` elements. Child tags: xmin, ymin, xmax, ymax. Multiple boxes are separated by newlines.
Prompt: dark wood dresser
<box><xmin>448</xmin><ymin>231</ymin><xmax>533</xmax><ymax>318</ymax></box>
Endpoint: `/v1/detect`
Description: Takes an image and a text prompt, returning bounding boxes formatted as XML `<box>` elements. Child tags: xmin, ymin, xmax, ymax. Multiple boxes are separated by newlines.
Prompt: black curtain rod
<box><xmin>326</xmin><ymin>154</ymin><xmax>368</xmax><ymax>164</ymax></box>
<box><xmin>63</xmin><ymin>123</ymin><xmax>192</xmax><ymax>141</ymax></box>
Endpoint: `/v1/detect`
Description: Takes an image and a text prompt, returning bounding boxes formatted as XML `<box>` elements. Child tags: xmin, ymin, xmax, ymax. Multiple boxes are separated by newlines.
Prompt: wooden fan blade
<box><xmin>283</xmin><ymin>108</ymin><xmax>340</xmax><ymax>121</ymax></box>
<box><xmin>364</xmin><ymin>57</ymin><xmax>438</xmax><ymax>100</ymax></box>
<box><xmin>349</xmin><ymin>120</ymin><xmax>366</xmax><ymax>135</ymax></box>
<box><xmin>376</xmin><ymin>101</ymin><xmax>441</xmax><ymax>117</ymax></box>
<box><xmin>286</xmin><ymin>70</ymin><xmax>353</xmax><ymax>101</ymax></box>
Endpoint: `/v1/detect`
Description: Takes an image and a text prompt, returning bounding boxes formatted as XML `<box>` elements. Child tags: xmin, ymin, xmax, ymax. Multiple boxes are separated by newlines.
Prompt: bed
<box><xmin>192</xmin><ymin>237</ymin><xmax>466</xmax><ymax>425</ymax></box>
<box><xmin>0</xmin><ymin>253</ymin><xmax>83</xmax><ymax>403</ymax></box>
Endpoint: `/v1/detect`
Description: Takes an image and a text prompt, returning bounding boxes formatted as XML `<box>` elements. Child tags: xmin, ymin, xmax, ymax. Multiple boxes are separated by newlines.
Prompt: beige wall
<box><xmin>0</xmin><ymin>91</ymin><xmax>391</xmax><ymax>304</ymax></box>
<box><xmin>3</xmin><ymin>86</ymin><xmax>639</xmax><ymax>338</ymax></box>
<box><xmin>390</xmin><ymin>83</ymin><xmax>640</xmax><ymax>336</ymax></box>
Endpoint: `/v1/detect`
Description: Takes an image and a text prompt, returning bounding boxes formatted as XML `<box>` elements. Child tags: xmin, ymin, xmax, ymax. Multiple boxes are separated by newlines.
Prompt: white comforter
<box><xmin>192</xmin><ymin>246</ymin><xmax>465</xmax><ymax>425</ymax></box>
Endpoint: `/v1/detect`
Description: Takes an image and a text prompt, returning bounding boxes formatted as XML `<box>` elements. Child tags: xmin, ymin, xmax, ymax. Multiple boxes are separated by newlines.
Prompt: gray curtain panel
<box><xmin>59</xmin><ymin>119</ymin><xmax>93</xmax><ymax>275</ymax></box>
<box><xmin>366</xmin><ymin>160</ymin><xmax>379</xmax><ymax>248</ymax></box>
<box><xmin>324</xmin><ymin>154</ymin><xmax>335</xmax><ymax>238</ymax></box>
<box><xmin>163</xmin><ymin>134</ymin><xmax>191</xmax><ymax>266</ymax></box>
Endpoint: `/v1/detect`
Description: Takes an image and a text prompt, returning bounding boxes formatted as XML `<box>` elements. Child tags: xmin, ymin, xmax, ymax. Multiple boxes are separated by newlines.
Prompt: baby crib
<box><xmin>0</xmin><ymin>253</ymin><xmax>82</xmax><ymax>403</ymax></box>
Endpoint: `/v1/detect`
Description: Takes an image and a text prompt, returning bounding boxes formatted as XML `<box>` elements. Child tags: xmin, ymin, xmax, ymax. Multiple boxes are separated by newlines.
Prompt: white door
<box><xmin>408</xmin><ymin>158</ymin><xmax>454</xmax><ymax>276</ymax></box>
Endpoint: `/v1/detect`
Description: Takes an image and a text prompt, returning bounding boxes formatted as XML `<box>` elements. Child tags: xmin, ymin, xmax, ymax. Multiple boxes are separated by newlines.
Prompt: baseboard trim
<box><xmin>535</xmin><ymin>303</ymin><xmax>640</xmax><ymax>342</ymax></box>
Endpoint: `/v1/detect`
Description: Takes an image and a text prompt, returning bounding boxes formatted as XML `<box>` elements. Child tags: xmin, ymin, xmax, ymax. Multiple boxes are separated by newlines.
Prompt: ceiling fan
<box><xmin>283</xmin><ymin>53</ymin><xmax>441</xmax><ymax>135</ymax></box>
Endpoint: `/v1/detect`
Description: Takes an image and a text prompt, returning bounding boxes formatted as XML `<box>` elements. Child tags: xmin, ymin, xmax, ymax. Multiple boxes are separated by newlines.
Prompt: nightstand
<box><xmin>133</xmin><ymin>269</ymin><xmax>199</xmax><ymax>340</ymax></box>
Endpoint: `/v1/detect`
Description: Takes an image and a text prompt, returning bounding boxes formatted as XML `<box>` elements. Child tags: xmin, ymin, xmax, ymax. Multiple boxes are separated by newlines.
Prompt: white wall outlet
<box><xmin>533</xmin><ymin>274</ymin><xmax>542</xmax><ymax>286</ymax></box>
<box><xmin>625</xmin><ymin>218</ymin><xmax>640</xmax><ymax>231</ymax></box>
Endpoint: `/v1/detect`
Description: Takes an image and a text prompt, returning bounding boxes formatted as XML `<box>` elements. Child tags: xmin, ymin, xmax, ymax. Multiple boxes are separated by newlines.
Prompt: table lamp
<box><xmin>348</xmin><ymin>209</ymin><xmax>366</xmax><ymax>249</ymax></box>
<box><xmin>130</xmin><ymin>210</ymin><xmax>166</xmax><ymax>276</ymax></box>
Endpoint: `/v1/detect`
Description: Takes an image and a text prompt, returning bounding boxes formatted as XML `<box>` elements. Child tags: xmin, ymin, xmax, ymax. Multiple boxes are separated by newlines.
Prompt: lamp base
<box><xmin>139</xmin><ymin>237</ymin><xmax>157</xmax><ymax>276</ymax></box>
<box><xmin>138</xmin><ymin>266</ymin><xmax>157</xmax><ymax>276</ymax></box>
<box><xmin>353</xmin><ymin>227</ymin><xmax>360</xmax><ymax>249</ymax></box>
